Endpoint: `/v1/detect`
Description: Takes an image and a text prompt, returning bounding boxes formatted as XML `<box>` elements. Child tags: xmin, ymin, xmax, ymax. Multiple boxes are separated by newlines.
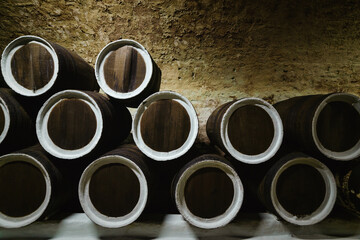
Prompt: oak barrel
<box><xmin>172</xmin><ymin>154</ymin><xmax>243</xmax><ymax>229</ymax></box>
<box><xmin>36</xmin><ymin>90</ymin><xmax>132</xmax><ymax>159</ymax></box>
<box><xmin>206</xmin><ymin>98</ymin><xmax>283</xmax><ymax>164</ymax></box>
<box><xmin>95</xmin><ymin>39</ymin><xmax>161</xmax><ymax>108</ymax></box>
<box><xmin>258</xmin><ymin>152</ymin><xmax>336</xmax><ymax>225</ymax></box>
<box><xmin>79</xmin><ymin>144</ymin><xmax>150</xmax><ymax>228</ymax></box>
<box><xmin>0</xmin><ymin>88</ymin><xmax>35</xmax><ymax>154</ymax></box>
<box><xmin>274</xmin><ymin>93</ymin><xmax>360</xmax><ymax>161</ymax></box>
<box><xmin>0</xmin><ymin>145</ymin><xmax>67</xmax><ymax>228</ymax></box>
<box><xmin>133</xmin><ymin>91</ymin><xmax>198</xmax><ymax>161</ymax></box>
<box><xmin>1</xmin><ymin>35</ymin><xmax>98</xmax><ymax>97</ymax></box>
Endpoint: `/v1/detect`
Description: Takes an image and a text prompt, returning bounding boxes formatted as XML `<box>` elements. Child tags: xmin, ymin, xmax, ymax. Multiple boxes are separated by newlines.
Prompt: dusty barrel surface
<box><xmin>335</xmin><ymin>161</ymin><xmax>360</xmax><ymax>217</ymax></box>
<box><xmin>258</xmin><ymin>152</ymin><xmax>336</xmax><ymax>225</ymax></box>
<box><xmin>206</xmin><ymin>98</ymin><xmax>283</xmax><ymax>164</ymax></box>
<box><xmin>173</xmin><ymin>154</ymin><xmax>243</xmax><ymax>229</ymax></box>
<box><xmin>79</xmin><ymin>144</ymin><xmax>150</xmax><ymax>228</ymax></box>
<box><xmin>95</xmin><ymin>39</ymin><xmax>161</xmax><ymax>107</ymax></box>
<box><xmin>36</xmin><ymin>90</ymin><xmax>132</xmax><ymax>159</ymax></box>
<box><xmin>133</xmin><ymin>91</ymin><xmax>198</xmax><ymax>161</ymax></box>
<box><xmin>0</xmin><ymin>145</ymin><xmax>65</xmax><ymax>228</ymax></box>
<box><xmin>274</xmin><ymin>93</ymin><xmax>360</xmax><ymax>161</ymax></box>
<box><xmin>0</xmin><ymin>88</ymin><xmax>35</xmax><ymax>153</ymax></box>
<box><xmin>1</xmin><ymin>35</ymin><xmax>98</xmax><ymax>97</ymax></box>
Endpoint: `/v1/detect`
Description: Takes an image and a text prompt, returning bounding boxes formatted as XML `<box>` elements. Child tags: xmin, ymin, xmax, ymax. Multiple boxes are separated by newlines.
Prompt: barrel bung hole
<box><xmin>184</xmin><ymin>167</ymin><xmax>234</xmax><ymax>218</ymax></box>
<box><xmin>11</xmin><ymin>42</ymin><xmax>54</xmax><ymax>91</ymax></box>
<box><xmin>47</xmin><ymin>98</ymin><xmax>97</xmax><ymax>150</ymax></box>
<box><xmin>103</xmin><ymin>46</ymin><xmax>146</xmax><ymax>93</ymax></box>
<box><xmin>140</xmin><ymin>99</ymin><xmax>191</xmax><ymax>152</ymax></box>
<box><xmin>0</xmin><ymin>161</ymin><xmax>46</xmax><ymax>217</ymax></box>
<box><xmin>89</xmin><ymin>163</ymin><xmax>140</xmax><ymax>217</ymax></box>
<box><xmin>228</xmin><ymin>105</ymin><xmax>274</xmax><ymax>155</ymax></box>
<box><xmin>316</xmin><ymin>101</ymin><xmax>360</xmax><ymax>152</ymax></box>
<box><xmin>275</xmin><ymin>164</ymin><xmax>326</xmax><ymax>217</ymax></box>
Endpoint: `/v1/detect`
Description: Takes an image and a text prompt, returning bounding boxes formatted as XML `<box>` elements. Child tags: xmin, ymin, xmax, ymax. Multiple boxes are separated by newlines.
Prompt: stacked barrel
<box><xmin>0</xmin><ymin>35</ymin><xmax>359</xmax><ymax>230</ymax></box>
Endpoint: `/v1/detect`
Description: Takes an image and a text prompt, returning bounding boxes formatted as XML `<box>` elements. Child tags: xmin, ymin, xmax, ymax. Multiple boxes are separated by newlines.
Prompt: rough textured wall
<box><xmin>1</xmin><ymin>0</ymin><xmax>360</xmax><ymax>142</ymax></box>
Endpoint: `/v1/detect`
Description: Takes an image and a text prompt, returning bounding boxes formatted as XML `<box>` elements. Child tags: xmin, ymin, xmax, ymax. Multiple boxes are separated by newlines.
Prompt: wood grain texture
<box><xmin>47</xmin><ymin>98</ymin><xmax>97</xmax><ymax>150</ymax></box>
<box><xmin>0</xmin><ymin>106</ymin><xmax>4</xmax><ymax>134</ymax></box>
<box><xmin>0</xmin><ymin>161</ymin><xmax>46</xmax><ymax>217</ymax></box>
<box><xmin>184</xmin><ymin>167</ymin><xmax>234</xmax><ymax>218</ymax></box>
<box><xmin>276</xmin><ymin>164</ymin><xmax>326</xmax><ymax>217</ymax></box>
<box><xmin>228</xmin><ymin>105</ymin><xmax>274</xmax><ymax>155</ymax></box>
<box><xmin>103</xmin><ymin>46</ymin><xmax>146</xmax><ymax>93</ymax></box>
<box><xmin>316</xmin><ymin>101</ymin><xmax>360</xmax><ymax>152</ymax></box>
<box><xmin>11</xmin><ymin>42</ymin><xmax>54</xmax><ymax>91</ymax></box>
<box><xmin>140</xmin><ymin>99</ymin><xmax>191</xmax><ymax>152</ymax></box>
<box><xmin>89</xmin><ymin>163</ymin><xmax>140</xmax><ymax>217</ymax></box>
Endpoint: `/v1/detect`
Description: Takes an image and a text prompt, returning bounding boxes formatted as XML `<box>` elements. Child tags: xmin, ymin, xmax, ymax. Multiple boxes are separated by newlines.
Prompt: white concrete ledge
<box><xmin>0</xmin><ymin>213</ymin><xmax>359</xmax><ymax>239</ymax></box>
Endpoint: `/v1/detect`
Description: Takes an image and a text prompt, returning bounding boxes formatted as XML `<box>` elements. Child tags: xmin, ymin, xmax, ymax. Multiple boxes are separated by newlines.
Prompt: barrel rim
<box><xmin>95</xmin><ymin>39</ymin><xmax>153</xmax><ymax>99</ymax></box>
<box><xmin>1</xmin><ymin>35</ymin><xmax>59</xmax><ymax>96</ymax></box>
<box><xmin>312</xmin><ymin>93</ymin><xmax>360</xmax><ymax>161</ymax></box>
<box><xmin>174</xmin><ymin>159</ymin><xmax>243</xmax><ymax>229</ymax></box>
<box><xmin>0</xmin><ymin>97</ymin><xmax>10</xmax><ymax>144</ymax></box>
<box><xmin>270</xmin><ymin>156</ymin><xmax>336</xmax><ymax>225</ymax></box>
<box><xmin>36</xmin><ymin>90</ymin><xmax>103</xmax><ymax>159</ymax></box>
<box><xmin>220</xmin><ymin>97</ymin><xmax>283</xmax><ymax>164</ymax></box>
<box><xmin>0</xmin><ymin>153</ymin><xmax>51</xmax><ymax>228</ymax></box>
<box><xmin>132</xmin><ymin>91</ymin><xmax>199</xmax><ymax>161</ymax></box>
<box><xmin>78</xmin><ymin>154</ymin><xmax>148</xmax><ymax>228</ymax></box>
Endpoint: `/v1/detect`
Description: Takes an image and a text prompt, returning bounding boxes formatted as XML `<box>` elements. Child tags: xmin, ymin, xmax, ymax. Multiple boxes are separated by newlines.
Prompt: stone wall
<box><xmin>1</xmin><ymin>0</ymin><xmax>360</xmax><ymax>142</ymax></box>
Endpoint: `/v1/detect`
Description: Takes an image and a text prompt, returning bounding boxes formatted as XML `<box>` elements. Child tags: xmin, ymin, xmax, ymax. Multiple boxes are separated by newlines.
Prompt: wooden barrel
<box><xmin>0</xmin><ymin>88</ymin><xmax>36</xmax><ymax>154</ymax></box>
<box><xmin>258</xmin><ymin>152</ymin><xmax>336</xmax><ymax>225</ymax></box>
<box><xmin>0</xmin><ymin>145</ymin><xmax>67</xmax><ymax>228</ymax></box>
<box><xmin>36</xmin><ymin>90</ymin><xmax>132</xmax><ymax>159</ymax></box>
<box><xmin>1</xmin><ymin>35</ymin><xmax>98</xmax><ymax>97</ymax></box>
<box><xmin>95</xmin><ymin>39</ymin><xmax>161</xmax><ymax>108</ymax></box>
<box><xmin>335</xmin><ymin>160</ymin><xmax>360</xmax><ymax>217</ymax></box>
<box><xmin>132</xmin><ymin>91</ymin><xmax>198</xmax><ymax>161</ymax></box>
<box><xmin>274</xmin><ymin>93</ymin><xmax>360</xmax><ymax>161</ymax></box>
<box><xmin>172</xmin><ymin>154</ymin><xmax>243</xmax><ymax>229</ymax></box>
<box><xmin>206</xmin><ymin>98</ymin><xmax>283</xmax><ymax>164</ymax></box>
<box><xmin>79</xmin><ymin>144</ymin><xmax>150</xmax><ymax>228</ymax></box>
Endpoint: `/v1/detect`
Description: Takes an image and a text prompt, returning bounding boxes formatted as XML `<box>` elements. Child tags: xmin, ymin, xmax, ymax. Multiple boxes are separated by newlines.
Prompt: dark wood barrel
<box><xmin>95</xmin><ymin>39</ymin><xmax>161</xmax><ymax>108</ymax></box>
<box><xmin>0</xmin><ymin>145</ymin><xmax>68</xmax><ymax>228</ymax></box>
<box><xmin>172</xmin><ymin>154</ymin><xmax>243</xmax><ymax>229</ymax></box>
<box><xmin>206</xmin><ymin>98</ymin><xmax>283</xmax><ymax>164</ymax></box>
<box><xmin>274</xmin><ymin>93</ymin><xmax>360</xmax><ymax>161</ymax></box>
<box><xmin>335</xmin><ymin>160</ymin><xmax>360</xmax><ymax>217</ymax></box>
<box><xmin>79</xmin><ymin>144</ymin><xmax>150</xmax><ymax>228</ymax></box>
<box><xmin>258</xmin><ymin>152</ymin><xmax>336</xmax><ymax>225</ymax></box>
<box><xmin>133</xmin><ymin>91</ymin><xmax>198</xmax><ymax>161</ymax></box>
<box><xmin>0</xmin><ymin>88</ymin><xmax>36</xmax><ymax>154</ymax></box>
<box><xmin>1</xmin><ymin>35</ymin><xmax>98</xmax><ymax>97</ymax></box>
<box><xmin>36</xmin><ymin>90</ymin><xmax>132</xmax><ymax>159</ymax></box>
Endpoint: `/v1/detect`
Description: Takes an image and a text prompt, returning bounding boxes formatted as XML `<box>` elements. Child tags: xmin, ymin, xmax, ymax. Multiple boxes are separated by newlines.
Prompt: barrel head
<box><xmin>140</xmin><ymin>99</ymin><xmax>191</xmax><ymax>152</ymax></box>
<box><xmin>103</xmin><ymin>46</ymin><xmax>146</xmax><ymax>93</ymax></box>
<box><xmin>0</xmin><ymin>161</ymin><xmax>46</xmax><ymax>217</ymax></box>
<box><xmin>228</xmin><ymin>105</ymin><xmax>274</xmax><ymax>155</ymax></box>
<box><xmin>10</xmin><ymin>42</ymin><xmax>54</xmax><ymax>92</ymax></box>
<box><xmin>47</xmin><ymin>98</ymin><xmax>97</xmax><ymax>150</ymax></box>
